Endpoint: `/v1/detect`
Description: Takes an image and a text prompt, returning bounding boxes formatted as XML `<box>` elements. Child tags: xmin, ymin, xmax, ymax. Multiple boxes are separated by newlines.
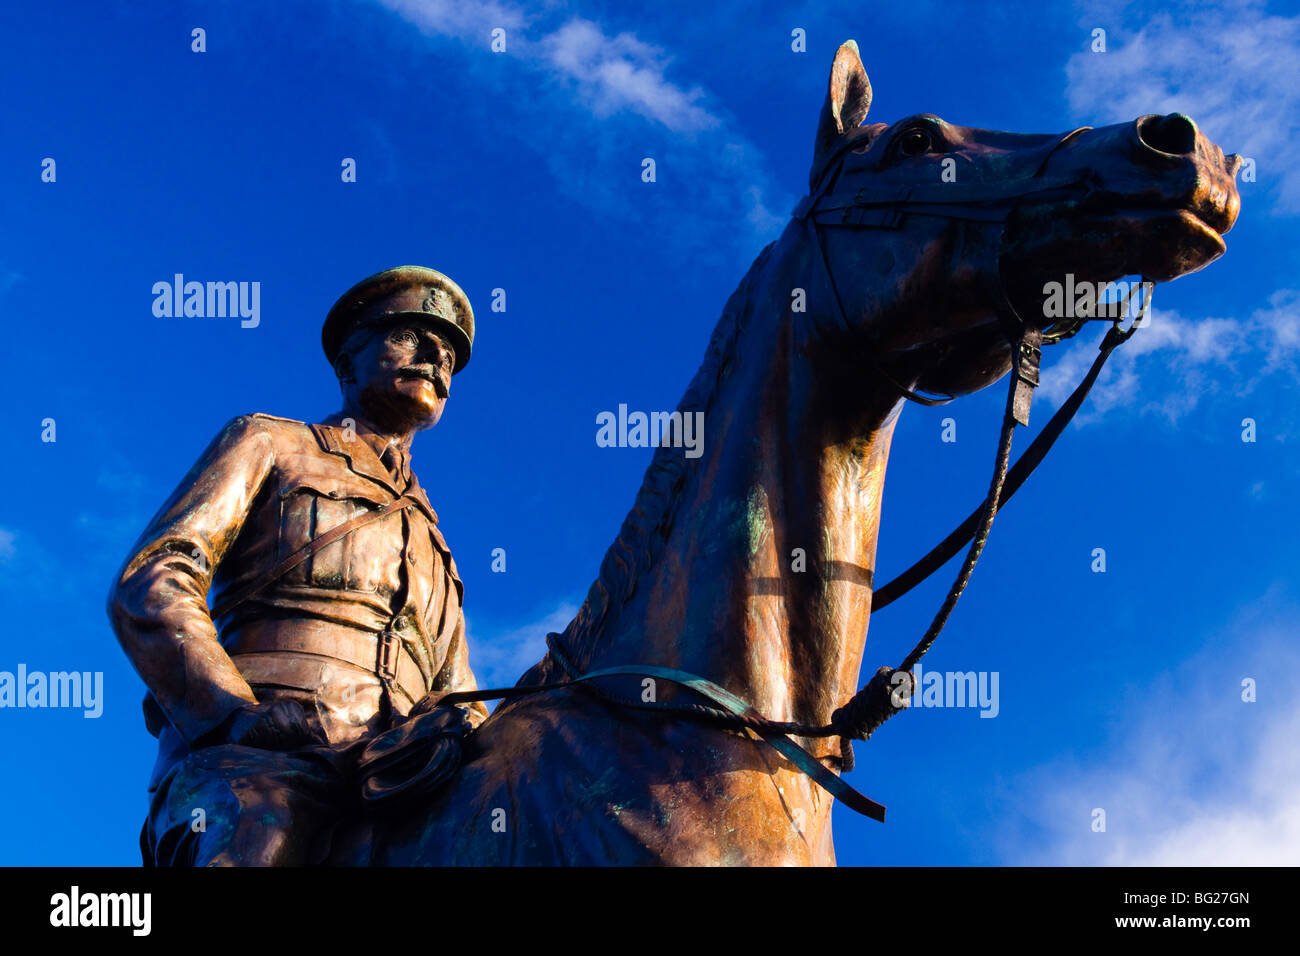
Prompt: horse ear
<box><xmin>811</xmin><ymin>40</ymin><xmax>872</xmax><ymax>186</ymax></box>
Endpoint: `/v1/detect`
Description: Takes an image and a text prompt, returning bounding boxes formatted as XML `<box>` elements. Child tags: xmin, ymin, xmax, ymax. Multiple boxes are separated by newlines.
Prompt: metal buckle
<box><xmin>1017</xmin><ymin>338</ymin><xmax>1042</xmax><ymax>388</ymax></box>
<box><xmin>377</xmin><ymin>630</ymin><xmax>400</xmax><ymax>683</ymax></box>
<box><xmin>1011</xmin><ymin>328</ymin><xmax>1044</xmax><ymax>427</ymax></box>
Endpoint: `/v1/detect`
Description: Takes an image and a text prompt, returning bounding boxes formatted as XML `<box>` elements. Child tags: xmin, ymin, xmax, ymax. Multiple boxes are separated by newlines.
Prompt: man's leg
<box><xmin>145</xmin><ymin>743</ymin><xmax>353</xmax><ymax>866</ymax></box>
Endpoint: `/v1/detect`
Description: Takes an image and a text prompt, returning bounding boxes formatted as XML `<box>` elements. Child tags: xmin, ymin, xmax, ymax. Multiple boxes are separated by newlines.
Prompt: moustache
<box><xmin>396</xmin><ymin>365</ymin><xmax>449</xmax><ymax>398</ymax></box>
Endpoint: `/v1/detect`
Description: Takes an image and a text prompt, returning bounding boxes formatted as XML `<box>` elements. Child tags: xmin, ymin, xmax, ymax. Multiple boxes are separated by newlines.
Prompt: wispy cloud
<box><xmin>539</xmin><ymin>19</ymin><xmax>718</xmax><ymax>133</ymax></box>
<box><xmin>378</xmin><ymin>0</ymin><xmax>525</xmax><ymax>38</ymax></box>
<box><xmin>1037</xmin><ymin>289</ymin><xmax>1300</xmax><ymax>425</ymax></box>
<box><xmin>995</xmin><ymin>591</ymin><xmax>1300</xmax><ymax>865</ymax></box>
<box><xmin>1066</xmin><ymin>0</ymin><xmax>1300</xmax><ymax>212</ymax></box>
<box><xmin>466</xmin><ymin>601</ymin><xmax>579</xmax><ymax>690</ymax></box>
<box><xmin>378</xmin><ymin>2</ymin><xmax>716</xmax><ymax>132</ymax></box>
<box><xmin>371</xmin><ymin>0</ymin><xmax>789</xmax><ymax>260</ymax></box>
<box><xmin>1040</xmin><ymin>0</ymin><xmax>1298</xmax><ymax>429</ymax></box>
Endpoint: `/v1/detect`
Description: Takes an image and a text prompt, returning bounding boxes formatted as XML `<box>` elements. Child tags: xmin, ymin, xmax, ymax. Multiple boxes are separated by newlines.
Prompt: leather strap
<box><xmin>802</xmin><ymin>212</ymin><xmax>955</xmax><ymax>407</ymax></box>
<box><xmin>814</xmin><ymin>175</ymin><xmax>1093</xmax><ymax>218</ymax></box>
<box><xmin>871</xmin><ymin>323</ymin><xmax>1129</xmax><ymax>611</ymax></box>
<box><xmin>438</xmin><ymin>662</ymin><xmax>889</xmax><ymax>823</ymax></box>
<box><xmin>210</xmin><ymin>495</ymin><xmax>421</xmax><ymax>621</ymax></box>
<box><xmin>223</xmin><ymin>622</ymin><xmax>428</xmax><ymax>704</ymax></box>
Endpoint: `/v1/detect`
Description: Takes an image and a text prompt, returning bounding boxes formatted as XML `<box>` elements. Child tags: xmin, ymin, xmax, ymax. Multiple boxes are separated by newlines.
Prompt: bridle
<box><xmin>426</xmin><ymin>127</ymin><xmax>1153</xmax><ymax>825</ymax></box>
<box><xmin>797</xmin><ymin>124</ymin><xmax>1103</xmax><ymax>408</ymax></box>
<box><xmin>797</xmin><ymin>124</ymin><xmax>1151</xmax><ymax>608</ymax></box>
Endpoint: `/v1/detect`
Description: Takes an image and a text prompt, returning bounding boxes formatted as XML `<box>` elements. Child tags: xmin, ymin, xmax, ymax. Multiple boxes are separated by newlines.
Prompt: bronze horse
<box><xmin>334</xmin><ymin>41</ymin><xmax>1241</xmax><ymax>865</ymax></box>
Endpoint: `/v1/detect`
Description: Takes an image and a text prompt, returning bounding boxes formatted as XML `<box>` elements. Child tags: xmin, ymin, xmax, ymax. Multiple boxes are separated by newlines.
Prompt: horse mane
<box><xmin>559</xmin><ymin>241</ymin><xmax>777</xmax><ymax>665</ymax></box>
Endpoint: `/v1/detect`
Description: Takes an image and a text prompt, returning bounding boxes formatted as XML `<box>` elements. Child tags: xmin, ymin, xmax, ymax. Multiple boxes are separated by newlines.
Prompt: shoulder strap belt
<box><xmin>209</xmin><ymin>495</ymin><xmax>422</xmax><ymax>620</ymax></box>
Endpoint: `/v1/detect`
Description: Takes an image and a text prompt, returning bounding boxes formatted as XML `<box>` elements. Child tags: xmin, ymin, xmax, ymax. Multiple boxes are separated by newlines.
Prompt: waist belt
<box><xmin>224</xmin><ymin>623</ymin><xmax>429</xmax><ymax>706</ymax></box>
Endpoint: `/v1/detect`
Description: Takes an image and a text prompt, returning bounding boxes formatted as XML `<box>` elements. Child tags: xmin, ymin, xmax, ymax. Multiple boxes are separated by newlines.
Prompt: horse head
<box><xmin>802</xmin><ymin>40</ymin><xmax>1241</xmax><ymax>401</ymax></box>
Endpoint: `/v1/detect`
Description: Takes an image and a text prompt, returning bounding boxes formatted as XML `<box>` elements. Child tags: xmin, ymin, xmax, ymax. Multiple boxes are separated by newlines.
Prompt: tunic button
<box><xmin>392</xmin><ymin>615</ymin><xmax>408</xmax><ymax>629</ymax></box>
<box><xmin>328</xmin><ymin>491</ymin><xmax>340</xmax><ymax>499</ymax></box>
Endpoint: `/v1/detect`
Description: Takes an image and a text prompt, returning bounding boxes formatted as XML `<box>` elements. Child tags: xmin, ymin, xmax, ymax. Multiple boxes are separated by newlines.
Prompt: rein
<box><xmin>438</xmin><ymin>131</ymin><xmax>1150</xmax><ymax>823</ymax></box>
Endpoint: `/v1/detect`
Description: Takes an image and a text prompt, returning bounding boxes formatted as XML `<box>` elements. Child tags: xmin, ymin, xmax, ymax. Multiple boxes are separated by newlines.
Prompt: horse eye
<box><xmin>898</xmin><ymin>129</ymin><xmax>931</xmax><ymax>156</ymax></box>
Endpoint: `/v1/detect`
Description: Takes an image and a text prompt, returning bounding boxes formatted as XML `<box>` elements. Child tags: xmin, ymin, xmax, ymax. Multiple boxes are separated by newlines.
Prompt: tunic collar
<box><xmin>309</xmin><ymin>421</ymin><xmax>439</xmax><ymax>524</ymax></box>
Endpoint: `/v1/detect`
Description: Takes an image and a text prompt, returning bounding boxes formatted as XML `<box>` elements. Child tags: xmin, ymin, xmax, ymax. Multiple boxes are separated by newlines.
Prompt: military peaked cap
<box><xmin>323</xmin><ymin>266</ymin><xmax>475</xmax><ymax>374</ymax></box>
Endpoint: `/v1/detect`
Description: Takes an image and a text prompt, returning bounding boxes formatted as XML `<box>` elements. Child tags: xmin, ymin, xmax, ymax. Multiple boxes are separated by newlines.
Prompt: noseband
<box><xmin>795</xmin><ymin>125</ymin><xmax>1105</xmax><ymax>410</ymax></box>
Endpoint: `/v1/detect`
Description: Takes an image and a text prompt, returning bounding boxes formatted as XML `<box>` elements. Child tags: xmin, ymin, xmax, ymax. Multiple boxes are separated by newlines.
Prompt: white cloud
<box><xmin>371</xmin><ymin>0</ymin><xmax>789</xmax><ymax>259</ymax></box>
<box><xmin>377</xmin><ymin>0</ymin><xmax>526</xmax><ymax>40</ymax></box>
<box><xmin>1066</xmin><ymin>0</ymin><xmax>1300</xmax><ymax>211</ymax></box>
<box><xmin>997</xmin><ymin>593</ymin><xmax>1300</xmax><ymax>865</ymax></box>
<box><xmin>377</xmin><ymin>2</ymin><xmax>715</xmax><ymax>132</ymax></box>
<box><xmin>1037</xmin><ymin>289</ymin><xmax>1300</xmax><ymax>425</ymax></box>
<box><xmin>540</xmin><ymin>19</ymin><xmax>717</xmax><ymax>133</ymax></box>
<box><xmin>465</xmin><ymin>601</ymin><xmax>579</xmax><ymax>690</ymax></box>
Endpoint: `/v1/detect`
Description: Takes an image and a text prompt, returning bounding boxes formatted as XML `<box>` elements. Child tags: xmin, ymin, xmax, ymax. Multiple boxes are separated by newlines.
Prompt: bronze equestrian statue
<box><xmin>113</xmin><ymin>40</ymin><xmax>1241</xmax><ymax>866</ymax></box>
<box><xmin>110</xmin><ymin>267</ymin><xmax>489</xmax><ymax>865</ymax></box>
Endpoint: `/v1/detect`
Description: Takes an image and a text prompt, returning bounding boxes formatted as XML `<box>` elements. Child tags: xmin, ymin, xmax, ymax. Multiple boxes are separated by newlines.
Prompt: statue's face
<box><xmin>341</xmin><ymin>320</ymin><xmax>456</xmax><ymax>433</ymax></box>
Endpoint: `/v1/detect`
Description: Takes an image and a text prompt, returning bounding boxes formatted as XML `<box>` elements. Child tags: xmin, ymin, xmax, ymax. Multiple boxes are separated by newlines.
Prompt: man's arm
<box><xmin>108</xmin><ymin>415</ymin><xmax>275</xmax><ymax>745</ymax></box>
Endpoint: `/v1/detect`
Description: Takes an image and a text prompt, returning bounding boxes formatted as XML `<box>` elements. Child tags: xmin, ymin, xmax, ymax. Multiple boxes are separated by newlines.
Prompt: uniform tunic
<box><xmin>108</xmin><ymin>412</ymin><xmax>487</xmax><ymax>864</ymax></box>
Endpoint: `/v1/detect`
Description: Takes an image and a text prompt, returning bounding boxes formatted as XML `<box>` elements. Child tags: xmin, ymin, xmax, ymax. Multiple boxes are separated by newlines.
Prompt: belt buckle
<box><xmin>377</xmin><ymin>630</ymin><xmax>400</xmax><ymax>684</ymax></box>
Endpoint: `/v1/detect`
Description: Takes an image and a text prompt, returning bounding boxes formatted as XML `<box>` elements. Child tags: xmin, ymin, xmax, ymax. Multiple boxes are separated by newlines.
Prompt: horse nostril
<box><xmin>1136</xmin><ymin>113</ymin><xmax>1198</xmax><ymax>155</ymax></box>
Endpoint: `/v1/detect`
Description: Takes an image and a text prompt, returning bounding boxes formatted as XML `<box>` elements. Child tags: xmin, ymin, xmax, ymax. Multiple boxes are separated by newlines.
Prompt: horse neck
<box><xmin>567</xmin><ymin>225</ymin><xmax>906</xmax><ymax>728</ymax></box>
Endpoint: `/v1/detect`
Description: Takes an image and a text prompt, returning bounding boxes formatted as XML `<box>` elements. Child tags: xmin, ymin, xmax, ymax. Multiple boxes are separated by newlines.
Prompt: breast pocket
<box><xmin>277</xmin><ymin>477</ymin><xmax>388</xmax><ymax>591</ymax></box>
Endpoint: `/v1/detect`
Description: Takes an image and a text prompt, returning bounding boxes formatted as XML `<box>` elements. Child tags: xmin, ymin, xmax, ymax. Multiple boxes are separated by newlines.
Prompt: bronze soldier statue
<box><xmin>109</xmin><ymin>266</ymin><xmax>489</xmax><ymax>866</ymax></box>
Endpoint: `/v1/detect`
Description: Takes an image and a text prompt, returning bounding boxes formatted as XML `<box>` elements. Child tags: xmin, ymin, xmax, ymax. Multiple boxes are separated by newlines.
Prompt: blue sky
<box><xmin>1</xmin><ymin>0</ymin><xmax>1297</xmax><ymax>865</ymax></box>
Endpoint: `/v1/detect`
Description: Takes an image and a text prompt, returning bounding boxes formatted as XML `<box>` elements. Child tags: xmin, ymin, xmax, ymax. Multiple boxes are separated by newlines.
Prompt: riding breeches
<box><xmin>142</xmin><ymin>740</ymin><xmax>358</xmax><ymax>867</ymax></box>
